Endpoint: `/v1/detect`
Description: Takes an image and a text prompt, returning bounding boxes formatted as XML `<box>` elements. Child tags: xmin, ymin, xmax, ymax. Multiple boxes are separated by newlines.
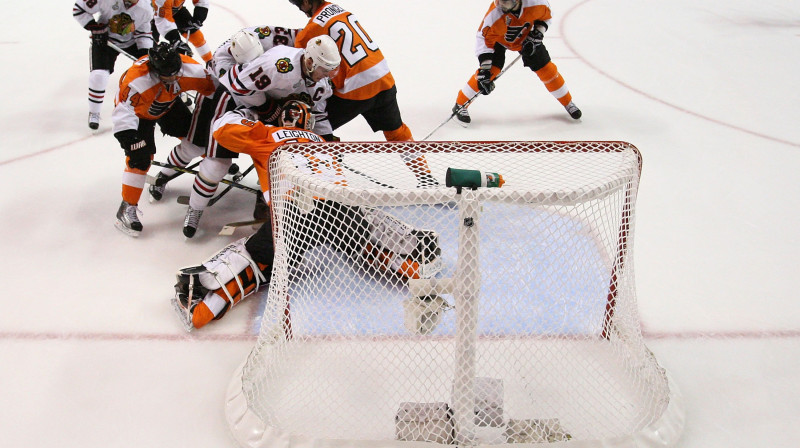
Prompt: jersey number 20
<box><xmin>328</xmin><ymin>14</ymin><xmax>378</xmax><ymax>67</ymax></box>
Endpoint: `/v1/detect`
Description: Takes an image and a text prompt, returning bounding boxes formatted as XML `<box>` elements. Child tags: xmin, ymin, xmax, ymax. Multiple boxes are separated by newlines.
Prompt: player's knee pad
<box><xmin>360</xmin><ymin>207</ymin><xmax>442</xmax><ymax>279</ymax></box>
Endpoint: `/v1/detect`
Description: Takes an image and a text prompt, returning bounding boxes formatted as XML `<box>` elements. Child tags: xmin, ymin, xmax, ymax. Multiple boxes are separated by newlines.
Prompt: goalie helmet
<box><xmin>303</xmin><ymin>35</ymin><xmax>341</xmax><ymax>76</ymax></box>
<box><xmin>494</xmin><ymin>0</ymin><xmax>520</xmax><ymax>13</ymax></box>
<box><xmin>148</xmin><ymin>42</ymin><xmax>182</xmax><ymax>77</ymax></box>
<box><xmin>279</xmin><ymin>100</ymin><xmax>315</xmax><ymax>130</ymax></box>
<box><xmin>230</xmin><ymin>30</ymin><xmax>264</xmax><ymax>64</ymax></box>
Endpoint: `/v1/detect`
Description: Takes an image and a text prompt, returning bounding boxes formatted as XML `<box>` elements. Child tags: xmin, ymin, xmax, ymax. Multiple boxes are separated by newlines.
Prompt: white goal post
<box><xmin>225</xmin><ymin>141</ymin><xmax>684</xmax><ymax>447</ymax></box>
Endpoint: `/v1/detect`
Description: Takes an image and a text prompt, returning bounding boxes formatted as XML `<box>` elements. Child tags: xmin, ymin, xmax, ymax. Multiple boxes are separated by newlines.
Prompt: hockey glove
<box><xmin>115</xmin><ymin>130</ymin><xmax>150</xmax><ymax>170</ymax></box>
<box><xmin>165</xmin><ymin>30</ymin><xmax>193</xmax><ymax>57</ymax></box>
<box><xmin>191</xmin><ymin>6</ymin><xmax>208</xmax><ymax>29</ymax></box>
<box><xmin>85</xmin><ymin>20</ymin><xmax>108</xmax><ymax>47</ymax></box>
<box><xmin>521</xmin><ymin>23</ymin><xmax>546</xmax><ymax>57</ymax></box>
<box><xmin>476</xmin><ymin>61</ymin><xmax>495</xmax><ymax>96</ymax></box>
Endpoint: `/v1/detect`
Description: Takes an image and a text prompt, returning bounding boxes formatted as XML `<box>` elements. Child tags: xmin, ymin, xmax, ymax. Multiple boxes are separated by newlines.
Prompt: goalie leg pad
<box><xmin>361</xmin><ymin>208</ymin><xmax>442</xmax><ymax>279</ymax></box>
<box><xmin>173</xmin><ymin>236</ymin><xmax>269</xmax><ymax>330</ymax></box>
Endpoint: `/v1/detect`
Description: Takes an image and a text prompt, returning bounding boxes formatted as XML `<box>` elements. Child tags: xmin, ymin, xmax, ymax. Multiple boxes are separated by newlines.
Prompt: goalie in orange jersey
<box><xmin>170</xmin><ymin>101</ymin><xmax>443</xmax><ymax>331</ymax></box>
<box><xmin>452</xmin><ymin>0</ymin><xmax>581</xmax><ymax>126</ymax></box>
<box><xmin>151</xmin><ymin>0</ymin><xmax>213</xmax><ymax>62</ymax></box>
<box><xmin>112</xmin><ymin>41</ymin><xmax>216</xmax><ymax>237</ymax></box>
<box><xmin>288</xmin><ymin>0</ymin><xmax>438</xmax><ymax>188</ymax></box>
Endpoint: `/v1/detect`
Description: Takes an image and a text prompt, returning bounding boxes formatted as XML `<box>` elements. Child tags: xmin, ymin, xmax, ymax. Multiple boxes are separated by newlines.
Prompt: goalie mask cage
<box><xmin>225</xmin><ymin>141</ymin><xmax>684</xmax><ymax>448</ymax></box>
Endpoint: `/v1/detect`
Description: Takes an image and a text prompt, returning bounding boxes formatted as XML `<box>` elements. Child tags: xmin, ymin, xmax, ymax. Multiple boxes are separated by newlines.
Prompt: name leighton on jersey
<box><xmin>273</xmin><ymin>129</ymin><xmax>325</xmax><ymax>142</ymax></box>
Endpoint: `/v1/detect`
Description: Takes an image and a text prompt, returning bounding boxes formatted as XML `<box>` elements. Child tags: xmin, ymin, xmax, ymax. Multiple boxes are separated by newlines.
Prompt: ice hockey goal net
<box><xmin>225</xmin><ymin>141</ymin><xmax>683</xmax><ymax>447</ymax></box>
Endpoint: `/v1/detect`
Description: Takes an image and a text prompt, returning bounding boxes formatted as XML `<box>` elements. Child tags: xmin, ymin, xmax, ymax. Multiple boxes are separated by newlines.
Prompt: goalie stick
<box><xmin>219</xmin><ymin>219</ymin><xmax>268</xmax><ymax>236</ymax></box>
<box><xmin>176</xmin><ymin>163</ymin><xmax>256</xmax><ymax>206</ymax></box>
<box><xmin>151</xmin><ymin>160</ymin><xmax>261</xmax><ymax>195</ymax></box>
<box><xmin>421</xmin><ymin>54</ymin><xmax>522</xmax><ymax>141</ymax></box>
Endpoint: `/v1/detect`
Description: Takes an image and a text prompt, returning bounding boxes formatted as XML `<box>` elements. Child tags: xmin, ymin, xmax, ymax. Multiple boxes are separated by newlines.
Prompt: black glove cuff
<box><xmin>165</xmin><ymin>29</ymin><xmax>181</xmax><ymax>43</ymax></box>
<box><xmin>193</xmin><ymin>6</ymin><xmax>208</xmax><ymax>24</ymax></box>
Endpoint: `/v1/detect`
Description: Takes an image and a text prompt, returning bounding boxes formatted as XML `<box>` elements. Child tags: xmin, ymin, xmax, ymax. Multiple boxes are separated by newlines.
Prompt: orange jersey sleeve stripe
<box><xmin>478</xmin><ymin>0</ymin><xmax>552</xmax><ymax>54</ymax></box>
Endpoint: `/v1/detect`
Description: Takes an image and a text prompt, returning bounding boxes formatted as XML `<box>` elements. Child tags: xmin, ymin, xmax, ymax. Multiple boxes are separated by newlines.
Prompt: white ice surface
<box><xmin>1</xmin><ymin>0</ymin><xmax>798</xmax><ymax>447</ymax></box>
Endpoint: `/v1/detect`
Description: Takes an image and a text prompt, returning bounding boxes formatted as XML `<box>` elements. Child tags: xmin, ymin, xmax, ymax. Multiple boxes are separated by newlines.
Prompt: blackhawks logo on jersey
<box><xmin>109</xmin><ymin>13</ymin><xmax>135</xmax><ymax>35</ymax></box>
<box><xmin>254</xmin><ymin>26</ymin><xmax>272</xmax><ymax>38</ymax></box>
<box><xmin>275</xmin><ymin>58</ymin><xmax>293</xmax><ymax>73</ymax></box>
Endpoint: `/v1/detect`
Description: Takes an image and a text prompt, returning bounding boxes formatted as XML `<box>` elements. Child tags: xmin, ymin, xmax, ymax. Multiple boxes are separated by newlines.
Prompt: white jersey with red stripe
<box><xmin>210</xmin><ymin>25</ymin><xmax>301</xmax><ymax>79</ymax></box>
<box><xmin>218</xmin><ymin>45</ymin><xmax>334</xmax><ymax>136</ymax></box>
<box><xmin>73</xmin><ymin>0</ymin><xmax>154</xmax><ymax>49</ymax></box>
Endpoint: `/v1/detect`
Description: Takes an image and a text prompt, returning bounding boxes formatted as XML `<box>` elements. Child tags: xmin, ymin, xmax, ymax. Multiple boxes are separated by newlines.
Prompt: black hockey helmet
<box><xmin>148</xmin><ymin>42</ymin><xmax>182</xmax><ymax>77</ymax></box>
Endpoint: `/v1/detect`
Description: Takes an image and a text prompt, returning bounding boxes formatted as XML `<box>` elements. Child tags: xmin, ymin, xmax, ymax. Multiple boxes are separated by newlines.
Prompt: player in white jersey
<box><xmin>210</xmin><ymin>26</ymin><xmax>301</xmax><ymax>79</ymax></box>
<box><xmin>151</xmin><ymin>35</ymin><xmax>340</xmax><ymax>238</ymax></box>
<box><xmin>73</xmin><ymin>0</ymin><xmax>154</xmax><ymax>130</ymax></box>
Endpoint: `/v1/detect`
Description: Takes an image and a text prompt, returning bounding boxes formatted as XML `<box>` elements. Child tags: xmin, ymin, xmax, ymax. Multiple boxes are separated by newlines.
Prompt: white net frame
<box><xmin>225</xmin><ymin>141</ymin><xmax>684</xmax><ymax>448</ymax></box>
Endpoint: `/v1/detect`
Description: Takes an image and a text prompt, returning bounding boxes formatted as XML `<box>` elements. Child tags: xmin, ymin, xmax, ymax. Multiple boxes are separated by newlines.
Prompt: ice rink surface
<box><xmin>0</xmin><ymin>0</ymin><xmax>798</xmax><ymax>446</ymax></box>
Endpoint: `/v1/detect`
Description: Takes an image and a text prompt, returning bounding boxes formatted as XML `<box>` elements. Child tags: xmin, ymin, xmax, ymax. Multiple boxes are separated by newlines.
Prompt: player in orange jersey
<box><xmin>170</xmin><ymin>101</ymin><xmax>443</xmax><ymax>331</ymax></box>
<box><xmin>73</xmin><ymin>0</ymin><xmax>154</xmax><ymax>130</ymax></box>
<box><xmin>288</xmin><ymin>0</ymin><xmax>438</xmax><ymax>187</ymax></box>
<box><xmin>112</xmin><ymin>42</ymin><xmax>216</xmax><ymax>237</ymax></box>
<box><xmin>152</xmin><ymin>0</ymin><xmax>213</xmax><ymax>62</ymax></box>
<box><xmin>452</xmin><ymin>0</ymin><xmax>581</xmax><ymax>126</ymax></box>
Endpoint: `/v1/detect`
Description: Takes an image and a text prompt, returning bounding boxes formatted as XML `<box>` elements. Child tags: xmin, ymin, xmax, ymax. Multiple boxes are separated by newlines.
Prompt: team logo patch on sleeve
<box><xmin>255</xmin><ymin>26</ymin><xmax>272</xmax><ymax>38</ymax></box>
<box><xmin>275</xmin><ymin>58</ymin><xmax>293</xmax><ymax>73</ymax></box>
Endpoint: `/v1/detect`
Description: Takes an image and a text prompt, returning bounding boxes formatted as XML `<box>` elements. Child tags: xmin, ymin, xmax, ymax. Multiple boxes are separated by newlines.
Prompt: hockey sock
<box><xmin>190</xmin><ymin>157</ymin><xmax>231</xmax><ymax>210</ymax></box>
<box><xmin>187</xmin><ymin>30</ymin><xmax>212</xmax><ymax>62</ymax></box>
<box><xmin>88</xmin><ymin>70</ymin><xmax>109</xmax><ymax>114</ymax></box>
<box><xmin>121</xmin><ymin>166</ymin><xmax>148</xmax><ymax>205</ymax></box>
<box><xmin>535</xmin><ymin>62</ymin><xmax>573</xmax><ymax>107</ymax></box>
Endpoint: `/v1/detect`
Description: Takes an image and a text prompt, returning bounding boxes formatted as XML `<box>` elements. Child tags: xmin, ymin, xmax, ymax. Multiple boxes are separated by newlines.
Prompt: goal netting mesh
<box><xmin>225</xmin><ymin>141</ymin><xmax>683</xmax><ymax>447</ymax></box>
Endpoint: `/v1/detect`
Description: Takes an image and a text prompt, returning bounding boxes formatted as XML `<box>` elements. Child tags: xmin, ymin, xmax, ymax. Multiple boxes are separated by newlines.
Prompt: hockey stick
<box><xmin>151</xmin><ymin>160</ymin><xmax>261</xmax><ymax>194</ymax></box>
<box><xmin>145</xmin><ymin>159</ymin><xmax>201</xmax><ymax>187</ymax></box>
<box><xmin>421</xmin><ymin>54</ymin><xmax>523</xmax><ymax>141</ymax></box>
<box><xmin>176</xmin><ymin>163</ymin><xmax>256</xmax><ymax>206</ymax></box>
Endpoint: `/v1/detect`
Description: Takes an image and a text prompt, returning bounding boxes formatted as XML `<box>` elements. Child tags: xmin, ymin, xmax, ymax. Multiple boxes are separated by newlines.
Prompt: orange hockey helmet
<box><xmin>279</xmin><ymin>100</ymin><xmax>315</xmax><ymax>131</ymax></box>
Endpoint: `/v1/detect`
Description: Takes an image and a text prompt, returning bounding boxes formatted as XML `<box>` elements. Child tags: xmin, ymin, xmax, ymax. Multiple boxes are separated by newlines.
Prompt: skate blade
<box><xmin>170</xmin><ymin>297</ymin><xmax>195</xmax><ymax>332</ymax></box>
<box><xmin>114</xmin><ymin>220</ymin><xmax>141</xmax><ymax>238</ymax></box>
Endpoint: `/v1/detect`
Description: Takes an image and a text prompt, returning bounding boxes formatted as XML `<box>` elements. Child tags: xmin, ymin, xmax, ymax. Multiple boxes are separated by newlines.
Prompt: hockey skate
<box><xmin>115</xmin><ymin>200</ymin><xmax>143</xmax><ymax>237</ymax></box>
<box><xmin>565</xmin><ymin>102</ymin><xmax>582</xmax><ymax>120</ymax></box>
<box><xmin>148</xmin><ymin>172</ymin><xmax>169</xmax><ymax>202</ymax></box>
<box><xmin>172</xmin><ymin>265</ymin><xmax>211</xmax><ymax>332</ymax></box>
<box><xmin>183</xmin><ymin>206</ymin><xmax>203</xmax><ymax>238</ymax></box>
<box><xmin>88</xmin><ymin>112</ymin><xmax>100</xmax><ymax>130</ymax></box>
<box><xmin>452</xmin><ymin>103</ymin><xmax>471</xmax><ymax>127</ymax></box>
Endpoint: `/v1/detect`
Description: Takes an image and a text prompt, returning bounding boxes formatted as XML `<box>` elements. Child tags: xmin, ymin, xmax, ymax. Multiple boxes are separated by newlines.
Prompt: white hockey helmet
<box><xmin>303</xmin><ymin>35</ymin><xmax>341</xmax><ymax>75</ymax></box>
<box><xmin>230</xmin><ymin>30</ymin><xmax>264</xmax><ymax>64</ymax></box>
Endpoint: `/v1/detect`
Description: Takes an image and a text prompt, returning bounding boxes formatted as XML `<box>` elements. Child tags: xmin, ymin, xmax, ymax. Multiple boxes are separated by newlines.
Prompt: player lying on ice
<box><xmin>171</xmin><ymin>101</ymin><xmax>447</xmax><ymax>332</ymax></box>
